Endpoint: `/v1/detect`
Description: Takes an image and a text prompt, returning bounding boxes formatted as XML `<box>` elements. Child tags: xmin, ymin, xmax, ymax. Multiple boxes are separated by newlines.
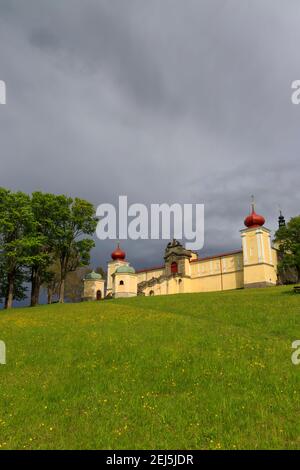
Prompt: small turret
<box><xmin>278</xmin><ymin>210</ymin><xmax>286</xmax><ymax>228</ymax></box>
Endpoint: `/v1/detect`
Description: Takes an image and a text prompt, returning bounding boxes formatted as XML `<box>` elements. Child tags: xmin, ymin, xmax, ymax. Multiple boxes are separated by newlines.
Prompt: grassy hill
<box><xmin>0</xmin><ymin>286</ymin><xmax>299</xmax><ymax>450</ymax></box>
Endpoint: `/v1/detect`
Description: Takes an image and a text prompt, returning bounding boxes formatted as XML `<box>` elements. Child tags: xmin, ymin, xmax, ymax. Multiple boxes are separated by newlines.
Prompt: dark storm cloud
<box><xmin>0</xmin><ymin>0</ymin><xmax>299</xmax><ymax>268</ymax></box>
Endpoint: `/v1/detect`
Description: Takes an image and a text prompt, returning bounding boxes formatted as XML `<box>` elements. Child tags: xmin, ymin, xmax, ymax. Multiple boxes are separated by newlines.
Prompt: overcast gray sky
<box><xmin>0</xmin><ymin>0</ymin><xmax>299</xmax><ymax>269</ymax></box>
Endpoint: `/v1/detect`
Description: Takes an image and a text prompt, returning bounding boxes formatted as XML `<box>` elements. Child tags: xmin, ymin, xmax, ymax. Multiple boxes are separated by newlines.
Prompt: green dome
<box><xmin>84</xmin><ymin>270</ymin><xmax>102</xmax><ymax>280</ymax></box>
<box><xmin>115</xmin><ymin>265</ymin><xmax>135</xmax><ymax>274</ymax></box>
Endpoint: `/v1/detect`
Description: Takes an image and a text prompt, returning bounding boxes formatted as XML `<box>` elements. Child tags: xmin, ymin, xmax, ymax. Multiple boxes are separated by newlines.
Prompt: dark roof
<box><xmin>190</xmin><ymin>249</ymin><xmax>243</xmax><ymax>263</ymax></box>
<box><xmin>136</xmin><ymin>249</ymin><xmax>243</xmax><ymax>273</ymax></box>
<box><xmin>136</xmin><ymin>265</ymin><xmax>165</xmax><ymax>274</ymax></box>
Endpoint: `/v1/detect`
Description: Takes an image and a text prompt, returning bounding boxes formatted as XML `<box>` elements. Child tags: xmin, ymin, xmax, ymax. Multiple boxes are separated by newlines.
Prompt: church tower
<box><xmin>240</xmin><ymin>199</ymin><xmax>277</xmax><ymax>287</ymax></box>
<box><xmin>106</xmin><ymin>243</ymin><xmax>128</xmax><ymax>297</ymax></box>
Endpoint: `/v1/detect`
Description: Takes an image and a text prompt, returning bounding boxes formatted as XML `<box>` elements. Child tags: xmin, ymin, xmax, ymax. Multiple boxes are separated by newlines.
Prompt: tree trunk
<box><xmin>5</xmin><ymin>272</ymin><xmax>14</xmax><ymax>309</ymax></box>
<box><xmin>59</xmin><ymin>278</ymin><xmax>65</xmax><ymax>303</ymax></box>
<box><xmin>47</xmin><ymin>288</ymin><xmax>53</xmax><ymax>305</ymax></box>
<box><xmin>58</xmin><ymin>258</ymin><xmax>68</xmax><ymax>303</ymax></box>
<box><xmin>30</xmin><ymin>268</ymin><xmax>41</xmax><ymax>307</ymax></box>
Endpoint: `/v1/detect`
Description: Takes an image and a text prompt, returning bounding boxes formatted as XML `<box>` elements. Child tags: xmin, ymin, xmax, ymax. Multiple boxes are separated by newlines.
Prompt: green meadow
<box><xmin>0</xmin><ymin>286</ymin><xmax>299</xmax><ymax>450</ymax></box>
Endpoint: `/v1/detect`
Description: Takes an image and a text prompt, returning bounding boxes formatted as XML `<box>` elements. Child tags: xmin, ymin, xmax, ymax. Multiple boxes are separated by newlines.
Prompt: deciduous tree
<box><xmin>29</xmin><ymin>192</ymin><xmax>62</xmax><ymax>307</ymax></box>
<box><xmin>0</xmin><ymin>189</ymin><xmax>38</xmax><ymax>309</ymax></box>
<box><xmin>51</xmin><ymin>196</ymin><xmax>97</xmax><ymax>303</ymax></box>
<box><xmin>275</xmin><ymin>215</ymin><xmax>300</xmax><ymax>283</ymax></box>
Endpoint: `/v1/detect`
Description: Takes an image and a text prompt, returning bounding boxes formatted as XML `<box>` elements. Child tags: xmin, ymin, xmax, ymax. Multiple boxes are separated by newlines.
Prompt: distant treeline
<box><xmin>0</xmin><ymin>188</ymin><xmax>97</xmax><ymax>309</ymax></box>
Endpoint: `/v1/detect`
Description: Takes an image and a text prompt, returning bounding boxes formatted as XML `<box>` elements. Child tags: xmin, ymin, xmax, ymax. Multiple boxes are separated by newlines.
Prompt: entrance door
<box><xmin>96</xmin><ymin>290</ymin><xmax>102</xmax><ymax>301</ymax></box>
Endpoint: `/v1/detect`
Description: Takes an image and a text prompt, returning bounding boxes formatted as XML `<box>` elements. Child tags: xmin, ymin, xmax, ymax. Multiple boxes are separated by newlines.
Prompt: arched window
<box><xmin>119</xmin><ymin>280</ymin><xmax>124</xmax><ymax>285</ymax></box>
<box><xmin>171</xmin><ymin>261</ymin><xmax>178</xmax><ymax>274</ymax></box>
<box><xmin>149</xmin><ymin>290</ymin><xmax>154</xmax><ymax>296</ymax></box>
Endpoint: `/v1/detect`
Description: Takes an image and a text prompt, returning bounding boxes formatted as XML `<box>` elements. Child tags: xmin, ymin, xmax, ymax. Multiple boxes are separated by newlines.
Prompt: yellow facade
<box><xmin>129</xmin><ymin>218</ymin><xmax>278</xmax><ymax>296</ymax></box>
<box><xmin>82</xmin><ymin>278</ymin><xmax>105</xmax><ymax>301</ymax></box>
<box><xmin>83</xmin><ymin>206</ymin><xmax>279</xmax><ymax>299</ymax></box>
<box><xmin>241</xmin><ymin>226</ymin><xmax>277</xmax><ymax>287</ymax></box>
<box><xmin>106</xmin><ymin>260</ymin><xmax>129</xmax><ymax>296</ymax></box>
<box><xmin>112</xmin><ymin>272</ymin><xmax>138</xmax><ymax>298</ymax></box>
<box><xmin>137</xmin><ymin>250</ymin><xmax>245</xmax><ymax>296</ymax></box>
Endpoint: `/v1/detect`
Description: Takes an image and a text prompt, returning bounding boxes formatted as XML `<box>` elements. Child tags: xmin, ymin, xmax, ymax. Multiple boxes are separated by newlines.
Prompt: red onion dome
<box><xmin>111</xmin><ymin>243</ymin><xmax>126</xmax><ymax>260</ymax></box>
<box><xmin>244</xmin><ymin>204</ymin><xmax>265</xmax><ymax>228</ymax></box>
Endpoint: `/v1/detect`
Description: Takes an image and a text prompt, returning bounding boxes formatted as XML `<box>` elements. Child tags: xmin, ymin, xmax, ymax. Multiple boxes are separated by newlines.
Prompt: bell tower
<box><xmin>241</xmin><ymin>199</ymin><xmax>277</xmax><ymax>287</ymax></box>
<box><xmin>106</xmin><ymin>243</ymin><xmax>128</xmax><ymax>296</ymax></box>
<box><xmin>164</xmin><ymin>239</ymin><xmax>193</xmax><ymax>277</ymax></box>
